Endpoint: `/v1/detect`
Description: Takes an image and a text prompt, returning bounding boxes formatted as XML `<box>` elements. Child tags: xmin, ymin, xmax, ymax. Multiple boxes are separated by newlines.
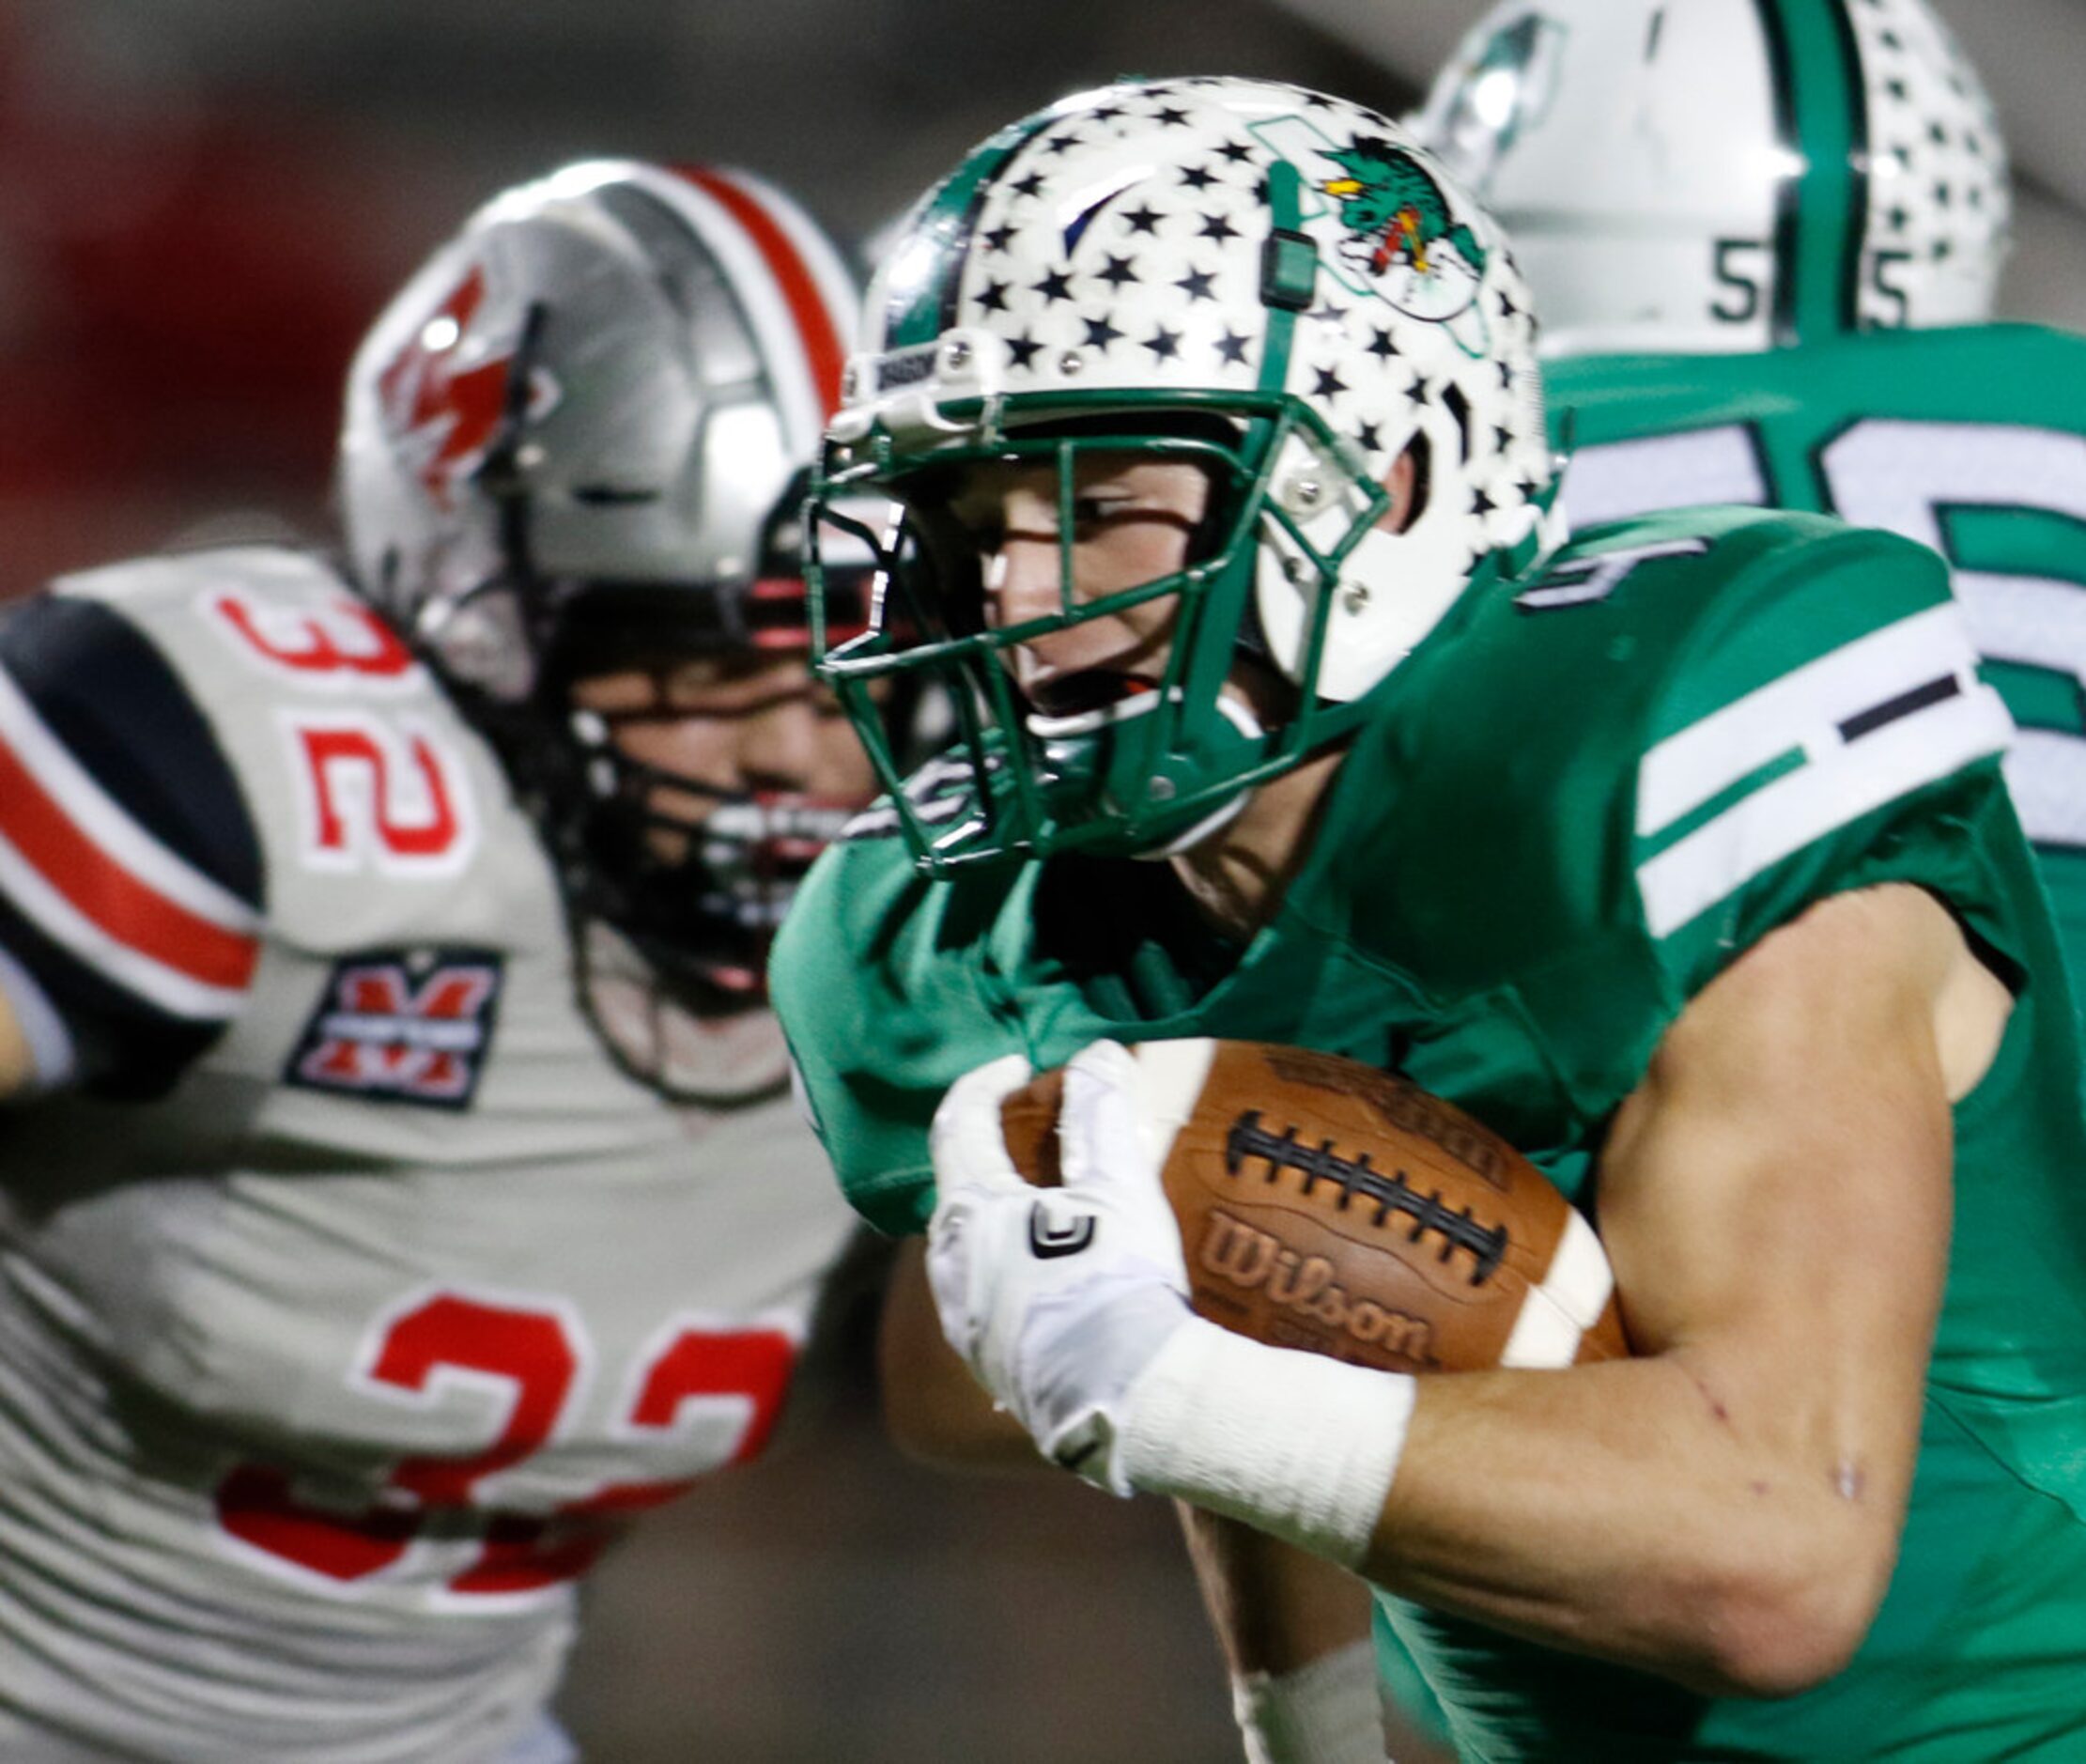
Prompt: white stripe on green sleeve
<box><xmin>1637</xmin><ymin>604</ymin><xmax>2012</xmax><ymax>939</ymax></box>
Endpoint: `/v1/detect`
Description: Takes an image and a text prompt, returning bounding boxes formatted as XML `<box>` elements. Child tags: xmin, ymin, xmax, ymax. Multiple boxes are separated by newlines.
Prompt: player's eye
<box><xmin>914</xmin><ymin>494</ymin><xmax>1000</xmax><ymax>559</ymax></box>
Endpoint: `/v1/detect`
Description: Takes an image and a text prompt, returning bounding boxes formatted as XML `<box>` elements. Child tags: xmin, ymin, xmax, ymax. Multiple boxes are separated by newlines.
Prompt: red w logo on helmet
<box><xmin>375</xmin><ymin>265</ymin><xmax>516</xmax><ymax>511</ymax></box>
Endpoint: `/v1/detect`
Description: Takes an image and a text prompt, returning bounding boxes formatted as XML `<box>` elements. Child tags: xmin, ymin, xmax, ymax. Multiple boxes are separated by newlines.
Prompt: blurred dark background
<box><xmin>11</xmin><ymin>1</ymin><xmax>2077</xmax><ymax>1756</ymax></box>
<box><xmin>11</xmin><ymin>0</ymin><xmax>2079</xmax><ymax>601</ymax></box>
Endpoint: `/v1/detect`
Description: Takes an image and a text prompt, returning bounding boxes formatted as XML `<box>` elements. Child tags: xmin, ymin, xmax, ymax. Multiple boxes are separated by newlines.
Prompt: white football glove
<box><xmin>926</xmin><ymin>1039</ymin><xmax>1193</xmax><ymax>1493</ymax></box>
<box><xmin>931</xmin><ymin>1039</ymin><xmax>1415</xmax><ymax>1565</ymax></box>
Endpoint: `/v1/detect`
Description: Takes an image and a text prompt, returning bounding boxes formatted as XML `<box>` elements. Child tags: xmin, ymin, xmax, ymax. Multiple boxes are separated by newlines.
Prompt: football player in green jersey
<box><xmin>1411</xmin><ymin>0</ymin><xmax>2086</xmax><ymax>991</ymax></box>
<box><xmin>773</xmin><ymin>75</ymin><xmax>2086</xmax><ymax>1761</ymax></box>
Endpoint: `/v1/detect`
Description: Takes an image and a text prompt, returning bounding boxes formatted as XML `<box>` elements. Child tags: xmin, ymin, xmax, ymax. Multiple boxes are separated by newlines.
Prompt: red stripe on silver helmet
<box><xmin>675</xmin><ymin>166</ymin><xmax>855</xmax><ymax>438</ymax></box>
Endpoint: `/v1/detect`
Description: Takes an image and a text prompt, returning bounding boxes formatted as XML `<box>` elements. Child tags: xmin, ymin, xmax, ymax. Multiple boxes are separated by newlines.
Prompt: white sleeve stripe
<box><xmin>0</xmin><ymin>666</ymin><xmax>259</xmax><ymax>935</ymax></box>
<box><xmin>1637</xmin><ymin>604</ymin><xmax>1982</xmax><ymax>840</ymax></box>
<box><xmin>0</xmin><ymin>943</ymin><xmax>77</xmax><ymax>1091</ymax></box>
<box><xmin>1638</xmin><ymin>684</ymin><xmax>2012</xmax><ymax>938</ymax></box>
<box><xmin>0</xmin><ymin>832</ymin><xmax>247</xmax><ymax>1021</ymax></box>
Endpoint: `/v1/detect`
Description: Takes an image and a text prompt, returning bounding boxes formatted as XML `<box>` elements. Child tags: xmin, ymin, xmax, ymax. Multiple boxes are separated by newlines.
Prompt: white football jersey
<box><xmin>0</xmin><ymin>547</ymin><xmax>858</xmax><ymax>1762</ymax></box>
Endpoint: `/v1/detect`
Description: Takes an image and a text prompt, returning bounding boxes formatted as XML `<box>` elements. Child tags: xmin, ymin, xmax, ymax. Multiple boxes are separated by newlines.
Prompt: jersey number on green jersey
<box><xmin>1569</xmin><ymin>418</ymin><xmax>2086</xmax><ymax>847</ymax></box>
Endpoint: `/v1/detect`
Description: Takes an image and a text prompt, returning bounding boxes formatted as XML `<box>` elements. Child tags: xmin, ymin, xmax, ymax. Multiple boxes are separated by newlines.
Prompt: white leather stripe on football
<box><xmin>1499</xmin><ymin>1208</ymin><xmax>1615</xmax><ymax>1370</ymax></box>
<box><xmin>1132</xmin><ymin>1038</ymin><xmax>1219</xmax><ymax>1174</ymax></box>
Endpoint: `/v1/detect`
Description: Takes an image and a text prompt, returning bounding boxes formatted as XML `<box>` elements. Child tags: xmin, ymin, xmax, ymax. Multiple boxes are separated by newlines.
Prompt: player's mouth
<box><xmin>1023</xmin><ymin>668</ymin><xmax>1160</xmax><ymax>720</ymax></box>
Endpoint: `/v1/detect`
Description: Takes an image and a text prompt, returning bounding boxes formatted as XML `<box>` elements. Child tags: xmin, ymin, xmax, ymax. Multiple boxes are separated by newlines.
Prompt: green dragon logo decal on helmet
<box><xmin>1321</xmin><ymin>136</ymin><xmax>1489</xmax><ymax>284</ymax></box>
<box><xmin>1247</xmin><ymin>116</ymin><xmax>1493</xmax><ymax>345</ymax></box>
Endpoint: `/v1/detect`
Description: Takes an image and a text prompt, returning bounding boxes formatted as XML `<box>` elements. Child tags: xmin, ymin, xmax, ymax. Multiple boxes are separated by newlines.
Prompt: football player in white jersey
<box><xmin>0</xmin><ymin>159</ymin><xmax>872</xmax><ymax>1762</ymax></box>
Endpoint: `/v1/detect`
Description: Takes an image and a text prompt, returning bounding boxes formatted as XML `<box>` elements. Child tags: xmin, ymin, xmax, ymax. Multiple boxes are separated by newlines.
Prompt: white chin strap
<box><xmin>1131</xmin><ymin>693</ymin><xmax>1265</xmax><ymax>861</ymax></box>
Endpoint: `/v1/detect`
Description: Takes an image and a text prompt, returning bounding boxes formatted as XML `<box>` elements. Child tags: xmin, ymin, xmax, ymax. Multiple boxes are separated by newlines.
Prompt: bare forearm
<box><xmin>1343</xmin><ymin>890</ymin><xmax>1961</xmax><ymax>1693</ymax></box>
<box><xmin>1180</xmin><ymin>1507</ymin><xmax>1372</xmax><ymax>1679</ymax></box>
<box><xmin>1182</xmin><ymin>1509</ymin><xmax>1394</xmax><ymax>1764</ymax></box>
<box><xmin>1363</xmin><ymin>1353</ymin><xmax>1915</xmax><ymax>1695</ymax></box>
<box><xmin>878</xmin><ymin>1235</ymin><xmax>1044</xmax><ymax>1468</ymax></box>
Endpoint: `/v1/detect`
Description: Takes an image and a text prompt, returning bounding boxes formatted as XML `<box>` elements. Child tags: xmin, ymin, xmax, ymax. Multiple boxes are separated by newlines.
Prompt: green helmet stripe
<box><xmin>1756</xmin><ymin>0</ymin><xmax>1870</xmax><ymax>343</ymax></box>
<box><xmin>882</xmin><ymin>114</ymin><xmax>1060</xmax><ymax>349</ymax></box>
<box><xmin>1258</xmin><ymin>159</ymin><xmax>1306</xmax><ymax>395</ymax></box>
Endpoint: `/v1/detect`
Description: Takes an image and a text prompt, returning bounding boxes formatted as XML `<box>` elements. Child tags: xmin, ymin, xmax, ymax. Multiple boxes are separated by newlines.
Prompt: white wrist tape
<box><xmin>1231</xmin><ymin>1638</ymin><xmax>1386</xmax><ymax>1764</ymax></box>
<box><xmin>1117</xmin><ymin>1319</ymin><xmax>1414</xmax><ymax>1570</ymax></box>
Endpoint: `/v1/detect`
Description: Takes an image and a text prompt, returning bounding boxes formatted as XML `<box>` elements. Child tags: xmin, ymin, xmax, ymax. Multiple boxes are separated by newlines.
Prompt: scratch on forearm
<box><xmin>1680</xmin><ymin>1364</ymin><xmax>1779</xmax><ymax>1497</ymax></box>
<box><xmin>1681</xmin><ymin>1363</ymin><xmax>1729</xmax><ymax>1425</ymax></box>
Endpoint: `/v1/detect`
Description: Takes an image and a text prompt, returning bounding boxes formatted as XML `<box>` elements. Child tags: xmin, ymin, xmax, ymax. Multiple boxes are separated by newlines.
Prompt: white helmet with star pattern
<box><xmin>811</xmin><ymin>76</ymin><xmax>1555</xmax><ymax>868</ymax></box>
<box><xmin>1410</xmin><ymin>0</ymin><xmax>2012</xmax><ymax>357</ymax></box>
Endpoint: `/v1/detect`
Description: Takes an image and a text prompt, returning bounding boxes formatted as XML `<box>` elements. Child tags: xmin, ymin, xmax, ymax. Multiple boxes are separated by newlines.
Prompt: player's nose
<box><xmin>986</xmin><ymin>535</ymin><xmax>1071</xmax><ymax>632</ymax></box>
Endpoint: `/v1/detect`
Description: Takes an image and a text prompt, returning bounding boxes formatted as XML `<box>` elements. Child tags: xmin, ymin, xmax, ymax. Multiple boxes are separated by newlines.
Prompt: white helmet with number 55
<box><xmin>1410</xmin><ymin>0</ymin><xmax>2011</xmax><ymax>356</ymax></box>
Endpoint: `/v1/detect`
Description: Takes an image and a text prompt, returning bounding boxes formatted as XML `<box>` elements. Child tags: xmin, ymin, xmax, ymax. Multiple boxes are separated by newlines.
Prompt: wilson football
<box><xmin>999</xmin><ymin>1039</ymin><xmax>1627</xmax><ymax>1375</ymax></box>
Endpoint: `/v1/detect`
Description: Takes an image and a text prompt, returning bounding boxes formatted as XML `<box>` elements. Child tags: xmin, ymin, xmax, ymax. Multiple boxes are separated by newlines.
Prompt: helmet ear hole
<box><xmin>1386</xmin><ymin>432</ymin><xmax>1432</xmax><ymax>536</ymax></box>
<box><xmin>1440</xmin><ymin>384</ymin><xmax>1473</xmax><ymax>462</ymax></box>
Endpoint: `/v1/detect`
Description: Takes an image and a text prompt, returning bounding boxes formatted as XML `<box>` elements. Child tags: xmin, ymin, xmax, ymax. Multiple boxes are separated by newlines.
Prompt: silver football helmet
<box><xmin>1411</xmin><ymin>0</ymin><xmax>2013</xmax><ymax>355</ymax></box>
<box><xmin>338</xmin><ymin>160</ymin><xmax>864</xmax><ymax>1042</ymax></box>
<box><xmin>341</xmin><ymin>157</ymin><xmax>858</xmax><ymax>694</ymax></box>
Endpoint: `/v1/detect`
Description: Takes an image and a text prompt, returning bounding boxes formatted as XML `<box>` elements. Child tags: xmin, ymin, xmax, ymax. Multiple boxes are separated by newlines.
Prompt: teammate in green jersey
<box><xmin>1412</xmin><ymin>0</ymin><xmax>2086</xmax><ymax>989</ymax></box>
<box><xmin>773</xmin><ymin>75</ymin><xmax>2086</xmax><ymax>1760</ymax></box>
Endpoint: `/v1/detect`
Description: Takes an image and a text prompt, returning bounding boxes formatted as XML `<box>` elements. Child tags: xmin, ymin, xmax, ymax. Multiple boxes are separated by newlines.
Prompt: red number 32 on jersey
<box><xmin>213</xmin><ymin>1290</ymin><xmax>801</xmax><ymax>1602</ymax></box>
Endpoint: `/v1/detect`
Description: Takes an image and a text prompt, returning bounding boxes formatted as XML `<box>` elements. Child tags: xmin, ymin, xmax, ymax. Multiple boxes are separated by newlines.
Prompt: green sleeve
<box><xmin>770</xmin><ymin>835</ymin><xmax>1034</xmax><ymax>1236</ymax></box>
<box><xmin>1632</xmin><ymin>524</ymin><xmax>2020</xmax><ymax>1004</ymax></box>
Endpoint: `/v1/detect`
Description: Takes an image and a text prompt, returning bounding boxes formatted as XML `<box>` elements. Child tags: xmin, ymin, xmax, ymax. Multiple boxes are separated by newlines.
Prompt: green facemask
<box><xmin>808</xmin><ymin>395</ymin><xmax>1388</xmax><ymax>871</ymax></box>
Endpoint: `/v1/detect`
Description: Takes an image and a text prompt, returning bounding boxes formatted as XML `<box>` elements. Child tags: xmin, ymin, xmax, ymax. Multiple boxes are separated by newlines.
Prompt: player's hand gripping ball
<box><xmin>999</xmin><ymin>1039</ymin><xmax>1628</xmax><ymax>1374</ymax></box>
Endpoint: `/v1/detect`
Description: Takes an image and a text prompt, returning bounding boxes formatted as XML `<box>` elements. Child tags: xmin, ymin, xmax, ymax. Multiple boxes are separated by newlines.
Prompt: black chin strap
<box><xmin>465</xmin><ymin>300</ymin><xmax>564</xmax><ymax>697</ymax></box>
<box><xmin>474</xmin><ymin>301</ymin><xmax>550</xmax><ymax>575</ymax></box>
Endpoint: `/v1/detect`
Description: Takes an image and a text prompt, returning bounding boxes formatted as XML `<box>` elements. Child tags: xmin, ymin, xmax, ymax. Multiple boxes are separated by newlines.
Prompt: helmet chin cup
<box><xmin>1131</xmin><ymin>693</ymin><xmax>1264</xmax><ymax>860</ymax></box>
<box><xmin>1023</xmin><ymin>678</ymin><xmax>1268</xmax><ymax>860</ymax></box>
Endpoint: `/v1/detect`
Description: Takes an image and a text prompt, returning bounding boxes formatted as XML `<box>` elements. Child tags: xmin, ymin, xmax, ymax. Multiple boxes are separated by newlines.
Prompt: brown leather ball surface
<box><xmin>1000</xmin><ymin>1040</ymin><xmax>1627</xmax><ymax>1374</ymax></box>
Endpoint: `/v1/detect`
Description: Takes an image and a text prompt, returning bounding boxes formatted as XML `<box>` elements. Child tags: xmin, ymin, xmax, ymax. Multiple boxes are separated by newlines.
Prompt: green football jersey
<box><xmin>1547</xmin><ymin>323</ymin><xmax>2086</xmax><ymax>991</ymax></box>
<box><xmin>774</xmin><ymin>506</ymin><xmax>2086</xmax><ymax>1758</ymax></box>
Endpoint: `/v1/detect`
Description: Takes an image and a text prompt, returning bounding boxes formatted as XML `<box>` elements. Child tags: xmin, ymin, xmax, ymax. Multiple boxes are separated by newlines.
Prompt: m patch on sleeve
<box><xmin>286</xmin><ymin>948</ymin><xmax>503</xmax><ymax>1109</ymax></box>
